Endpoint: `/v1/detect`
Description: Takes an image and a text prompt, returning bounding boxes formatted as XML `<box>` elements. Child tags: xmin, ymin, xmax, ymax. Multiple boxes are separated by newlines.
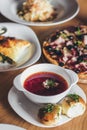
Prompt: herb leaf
<box><xmin>43</xmin><ymin>79</ymin><xmax>59</xmax><ymax>89</ymax></box>
<box><xmin>67</xmin><ymin>94</ymin><xmax>80</xmax><ymax>102</ymax></box>
<box><xmin>0</xmin><ymin>53</ymin><xmax>14</xmax><ymax>64</ymax></box>
<box><xmin>38</xmin><ymin>104</ymin><xmax>54</xmax><ymax>118</ymax></box>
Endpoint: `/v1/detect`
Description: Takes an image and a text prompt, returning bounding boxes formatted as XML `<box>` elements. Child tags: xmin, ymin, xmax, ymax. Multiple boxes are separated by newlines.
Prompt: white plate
<box><xmin>0</xmin><ymin>124</ymin><xmax>26</xmax><ymax>130</ymax></box>
<box><xmin>0</xmin><ymin>0</ymin><xmax>79</xmax><ymax>26</ymax></box>
<box><xmin>0</xmin><ymin>22</ymin><xmax>41</xmax><ymax>72</ymax></box>
<box><xmin>8</xmin><ymin>85</ymin><xmax>86</xmax><ymax>128</ymax></box>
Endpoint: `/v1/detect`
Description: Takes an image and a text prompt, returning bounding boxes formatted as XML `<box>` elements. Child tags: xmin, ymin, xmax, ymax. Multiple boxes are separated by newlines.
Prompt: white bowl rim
<box><xmin>14</xmin><ymin>63</ymin><xmax>78</xmax><ymax>98</ymax></box>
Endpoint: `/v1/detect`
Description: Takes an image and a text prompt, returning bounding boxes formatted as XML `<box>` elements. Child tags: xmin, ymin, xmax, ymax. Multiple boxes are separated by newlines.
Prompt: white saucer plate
<box><xmin>0</xmin><ymin>0</ymin><xmax>79</xmax><ymax>26</ymax></box>
<box><xmin>8</xmin><ymin>85</ymin><xmax>86</xmax><ymax>128</ymax></box>
<box><xmin>0</xmin><ymin>124</ymin><xmax>26</xmax><ymax>130</ymax></box>
<box><xmin>0</xmin><ymin>22</ymin><xmax>41</xmax><ymax>72</ymax></box>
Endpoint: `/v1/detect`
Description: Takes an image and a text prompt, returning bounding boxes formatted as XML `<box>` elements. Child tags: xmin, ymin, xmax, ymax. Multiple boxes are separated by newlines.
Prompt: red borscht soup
<box><xmin>24</xmin><ymin>72</ymin><xmax>68</xmax><ymax>96</ymax></box>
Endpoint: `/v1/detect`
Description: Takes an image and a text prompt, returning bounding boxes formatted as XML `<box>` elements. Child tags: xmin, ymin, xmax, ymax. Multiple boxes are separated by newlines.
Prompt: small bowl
<box><xmin>13</xmin><ymin>63</ymin><xmax>78</xmax><ymax>104</ymax></box>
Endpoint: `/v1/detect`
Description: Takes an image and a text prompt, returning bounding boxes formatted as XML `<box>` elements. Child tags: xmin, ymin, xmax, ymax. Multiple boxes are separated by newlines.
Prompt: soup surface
<box><xmin>24</xmin><ymin>72</ymin><xmax>68</xmax><ymax>96</ymax></box>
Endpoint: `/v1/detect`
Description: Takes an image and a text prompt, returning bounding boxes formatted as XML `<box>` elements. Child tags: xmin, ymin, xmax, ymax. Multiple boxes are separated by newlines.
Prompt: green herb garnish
<box><xmin>46</xmin><ymin>79</ymin><xmax>55</xmax><ymax>87</ymax></box>
<box><xmin>0</xmin><ymin>27</ymin><xmax>7</xmax><ymax>35</ymax></box>
<box><xmin>44</xmin><ymin>104</ymin><xmax>54</xmax><ymax>113</ymax></box>
<box><xmin>0</xmin><ymin>53</ymin><xmax>14</xmax><ymax>64</ymax></box>
<box><xmin>74</xmin><ymin>40</ymin><xmax>82</xmax><ymax>46</ymax></box>
<box><xmin>67</xmin><ymin>94</ymin><xmax>80</xmax><ymax>102</ymax></box>
<box><xmin>75</xmin><ymin>27</ymin><xmax>82</xmax><ymax>35</ymax></box>
<box><xmin>38</xmin><ymin>104</ymin><xmax>55</xmax><ymax>119</ymax></box>
<box><xmin>43</xmin><ymin>79</ymin><xmax>59</xmax><ymax>89</ymax></box>
<box><xmin>60</xmin><ymin>32</ymin><xmax>67</xmax><ymax>39</ymax></box>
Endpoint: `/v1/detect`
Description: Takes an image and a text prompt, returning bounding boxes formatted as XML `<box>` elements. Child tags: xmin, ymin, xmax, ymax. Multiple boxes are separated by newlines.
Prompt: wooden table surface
<box><xmin>0</xmin><ymin>0</ymin><xmax>87</xmax><ymax>130</ymax></box>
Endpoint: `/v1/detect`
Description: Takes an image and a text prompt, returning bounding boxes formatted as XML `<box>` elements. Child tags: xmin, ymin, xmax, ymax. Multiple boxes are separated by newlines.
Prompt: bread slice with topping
<box><xmin>61</xmin><ymin>94</ymin><xmax>86</xmax><ymax>118</ymax></box>
<box><xmin>38</xmin><ymin>104</ymin><xmax>62</xmax><ymax>125</ymax></box>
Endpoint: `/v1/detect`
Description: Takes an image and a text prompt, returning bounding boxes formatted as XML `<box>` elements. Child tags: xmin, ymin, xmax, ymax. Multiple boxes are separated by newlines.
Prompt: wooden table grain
<box><xmin>0</xmin><ymin>0</ymin><xmax>87</xmax><ymax>130</ymax></box>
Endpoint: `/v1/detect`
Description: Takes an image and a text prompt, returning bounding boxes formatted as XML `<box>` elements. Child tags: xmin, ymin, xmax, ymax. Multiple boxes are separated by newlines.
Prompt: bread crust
<box><xmin>0</xmin><ymin>36</ymin><xmax>31</xmax><ymax>62</ymax></box>
<box><xmin>38</xmin><ymin>104</ymin><xmax>62</xmax><ymax>125</ymax></box>
<box><xmin>61</xmin><ymin>95</ymin><xmax>86</xmax><ymax>118</ymax></box>
<box><xmin>43</xmin><ymin>42</ymin><xmax>58</xmax><ymax>65</ymax></box>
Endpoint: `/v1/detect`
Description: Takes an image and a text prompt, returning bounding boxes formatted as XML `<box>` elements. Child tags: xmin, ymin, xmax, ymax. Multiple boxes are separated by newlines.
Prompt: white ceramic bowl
<box><xmin>13</xmin><ymin>63</ymin><xmax>78</xmax><ymax>104</ymax></box>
